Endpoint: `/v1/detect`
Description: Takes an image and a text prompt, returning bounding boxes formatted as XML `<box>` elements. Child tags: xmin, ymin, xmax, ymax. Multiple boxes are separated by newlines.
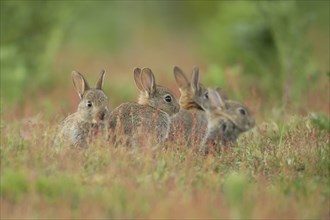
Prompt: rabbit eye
<box><xmin>221</xmin><ymin>123</ymin><xmax>227</xmax><ymax>132</ymax></box>
<box><xmin>164</xmin><ymin>95</ymin><xmax>172</xmax><ymax>103</ymax></box>
<box><xmin>239</xmin><ymin>108</ymin><xmax>246</xmax><ymax>115</ymax></box>
<box><xmin>86</xmin><ymin>101</ymin><xmax>93</xmax><ymax>107</ymax></box>
<box><xmin>204</xmin><ymin>91</ymin><xmax>208</xmax><ymax>99</ymax></box>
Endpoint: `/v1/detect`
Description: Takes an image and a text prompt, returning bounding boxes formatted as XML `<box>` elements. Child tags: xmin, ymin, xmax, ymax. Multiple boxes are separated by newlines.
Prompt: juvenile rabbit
<box><xmin>201</xmin><ymin>88</ymin><xmax>255</xmax><ymax>153</ymax></box>
<box><xmin>169</xmin><ymin>66</ymin><xmax>252</xmax><ymax>150</ymax></box>
<box><xmin>168</xmin><ymin>66</ymin><xmax>209</xmax><ymax>148</ymax></box>
<box><xmin>55</xmin><ymin>69</ymin><xmax>110</xmax><ymax>148</ymax></box>
<box><xmin>108</xmin><ymin>67</ymin><xmax>180</xmax><ymax>147</ymax></box>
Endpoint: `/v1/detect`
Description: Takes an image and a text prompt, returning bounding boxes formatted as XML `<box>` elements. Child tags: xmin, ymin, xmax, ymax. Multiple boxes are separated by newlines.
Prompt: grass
<box><xmin>0</xmin><ymin>114</ymin><xmax>329</xmax><ymax>219</ymax></box>
<box><xmin>1</xmin><ymin>1</ymin><xmax>328</xmax><ymax>218</ymax></box>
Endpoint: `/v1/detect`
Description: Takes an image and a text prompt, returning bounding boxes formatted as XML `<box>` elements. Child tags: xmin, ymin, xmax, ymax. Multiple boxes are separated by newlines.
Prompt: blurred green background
<box><xmin>1</xmin><ymin>1</ymin><xmax>329</xmax><ymax>119</ymax></box>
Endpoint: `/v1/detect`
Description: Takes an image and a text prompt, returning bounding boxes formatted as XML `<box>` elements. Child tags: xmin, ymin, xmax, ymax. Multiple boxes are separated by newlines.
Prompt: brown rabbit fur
<box><xmin>169</xmin><ymin>66</ymin><xmax>254</xmax><ymax>151</ymax></box>
<box><xmin>55</xmin><ymin>69</ymin><xmax>110</xmax><ymax>148</ymax></box>
<box><xmin>168</xmin><ymin>66</ymin><xmax>209</xmax><ymax>148</ymax></box>
<box><xmin>201</xmin><ymin>88</ymin><xmax>255</xmax><ymax>154</ymax></box>
<box><xmin>108</xmin><ymin>67</ymin><xmax>180</xmax><ymax>147</ymax></box>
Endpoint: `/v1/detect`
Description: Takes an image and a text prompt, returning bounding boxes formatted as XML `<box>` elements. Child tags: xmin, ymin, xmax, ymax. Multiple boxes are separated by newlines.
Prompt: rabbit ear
<box><xmin>141</xmin><ymin>68</ymin><xmax>156</xmax><ymax>96</ymax></box>
<box><xmin>95</xmin><ymin>69</ymin><xmax>106</xmax><ymax>90</ymax></box>
<box><xmin>191</xmin><ymin>66</ymin><xmax>200</xmax><ymax>92</ymax></box>
<box><xmin>72</xmin><ymin>71</ymin><xmax>90</xmax><ymax>99</ymax></box>
<box><xmin>208</xmin><ymin>88</ymin><xmax>226</xmax><ymax>111</ymax></box>
<box><xmin>173</xmin><ymin>66</ymin><xmax>189</xmax><ymax>89</ymax></box>
<box><xmin>133</xmin><ymin>67</ymin><xmax>144</xmax><ymax>91</ymax></box>
<box><xmin>215</xmin><ymin>87</ymin><xmax>228</xmax><ymax>101</ymax></box>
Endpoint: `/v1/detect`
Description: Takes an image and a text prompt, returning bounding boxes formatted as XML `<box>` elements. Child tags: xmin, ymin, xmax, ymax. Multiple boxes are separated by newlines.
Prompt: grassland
<box><xmin>1</xmin><ymin>113</ymin><xmax>329</xmax><ymax>219</ymax></box>
<box><xmin>1</xmin><ymin>1</ymin><xmax>329</xmax><ymax>219</ymax></box>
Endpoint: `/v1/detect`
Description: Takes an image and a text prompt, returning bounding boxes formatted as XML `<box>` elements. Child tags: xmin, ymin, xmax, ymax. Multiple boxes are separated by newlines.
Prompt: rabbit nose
<box><xmin>175</xmin><ymin>105</ymin><xmax>180</xmax><ymax>113</ymax></box>
<box><xmin>247</xmin><ymin>120</ymin><xmax>255</xmax><ymax>129</ymax></box>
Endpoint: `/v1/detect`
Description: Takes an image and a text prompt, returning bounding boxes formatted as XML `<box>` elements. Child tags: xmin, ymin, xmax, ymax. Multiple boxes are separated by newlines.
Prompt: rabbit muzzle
<box><xmin>246</xmin><ymin>119</ymin><xmax>255</xmax><ymax>130</ymax></box>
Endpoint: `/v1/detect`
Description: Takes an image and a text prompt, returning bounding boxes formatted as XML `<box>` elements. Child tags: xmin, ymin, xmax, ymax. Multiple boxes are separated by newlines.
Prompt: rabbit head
<box><xmin>223</xmin><ymin>100</ymin><xmax>255</xmax><ymax>132</ymax></box>
<box><xmin>206</xmin><ymin>88</ymin><xmax>255</xmax><ymax>135</ymax></box>
<box><xmin>72</xmin><ymin>69</ymin><xmax>110</xmax><ymax>123</ymax></box>
<box><xmin>134</xmin><ymin>67</ymin><xmax>180</xmax><ymax>116</ymax></box>
<box><xmin>198</xmin><ymin>87</ymin><xmax>229</xmax><ymax>113</ymax></box>
<box><xmin>173</xmin><ymin>66</ymin><xmax>208</xmax><ymax>111</ymax></box>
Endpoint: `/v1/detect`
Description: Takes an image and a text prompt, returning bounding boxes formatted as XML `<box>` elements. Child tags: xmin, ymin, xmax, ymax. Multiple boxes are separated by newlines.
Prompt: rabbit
<box><xmin>54</xmin><ymin>69</ymin><xmax>110</xmax><ymax>148</ymax></box>
<box><xmin>108</xmin><ymin>67</ymin><xmax>180</xmax><ymax>147</ymax></box>
<box><xmin>169</xmin><ymin>65</ymin><xmax>252</xmax><ymax>151</ymax></box>
<box><xmin>168</xmin><ymin>66</ymin><xmax>210</xmax><ymax>148</ymax></box>
<box><xmin>200</xmin><ymin>88</ymin><xmax>255</xmax><ymax>153</ymax></box>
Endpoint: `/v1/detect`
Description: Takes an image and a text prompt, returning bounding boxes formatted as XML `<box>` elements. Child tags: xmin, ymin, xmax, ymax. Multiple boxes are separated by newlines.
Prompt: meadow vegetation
<box><xmin>1</xmin><ymin>115</ymin><xmax>329</xmax><ymax>218</ymax></box>
<box><xmin>1</xmin><ymin>1</ymin><xmax>329</xmax><ymax>219</ymax></box>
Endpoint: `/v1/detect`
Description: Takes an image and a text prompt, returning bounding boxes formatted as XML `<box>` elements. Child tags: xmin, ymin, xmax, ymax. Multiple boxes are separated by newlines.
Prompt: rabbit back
<box><xmin>108</xmin><ymin>102</ymin><xmax>170</xmax><ymax>147</ymax></box>
<box><xmin>168</xmin><ymin>109</ymin><xmax>208</xmax><ymax>148</ymax></box>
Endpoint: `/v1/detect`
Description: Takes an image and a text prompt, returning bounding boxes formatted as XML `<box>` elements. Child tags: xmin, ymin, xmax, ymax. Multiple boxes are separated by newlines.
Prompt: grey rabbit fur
<box><xmin>201</xmin><ymin>88</ymin><xmax>255</xmax><ymax>153</ymax></box>
<box><xmin>169</xmin><ymin>66</ymin><xmax>254</xmax><ymax>151</ymax></box>
<box><xmin>54</xmin><ymin>69</ymin><xmax>110</xmax><ymax>148</ymax></box>
<box><xmin>108</xmin><ymin>67</ymin><xmax>180</xmax><ymax>147</ymax></box>
<box><xmin>168</xmin><ymin>66</ymin><xmax>209</xmax><ymax>148</ymax></box>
